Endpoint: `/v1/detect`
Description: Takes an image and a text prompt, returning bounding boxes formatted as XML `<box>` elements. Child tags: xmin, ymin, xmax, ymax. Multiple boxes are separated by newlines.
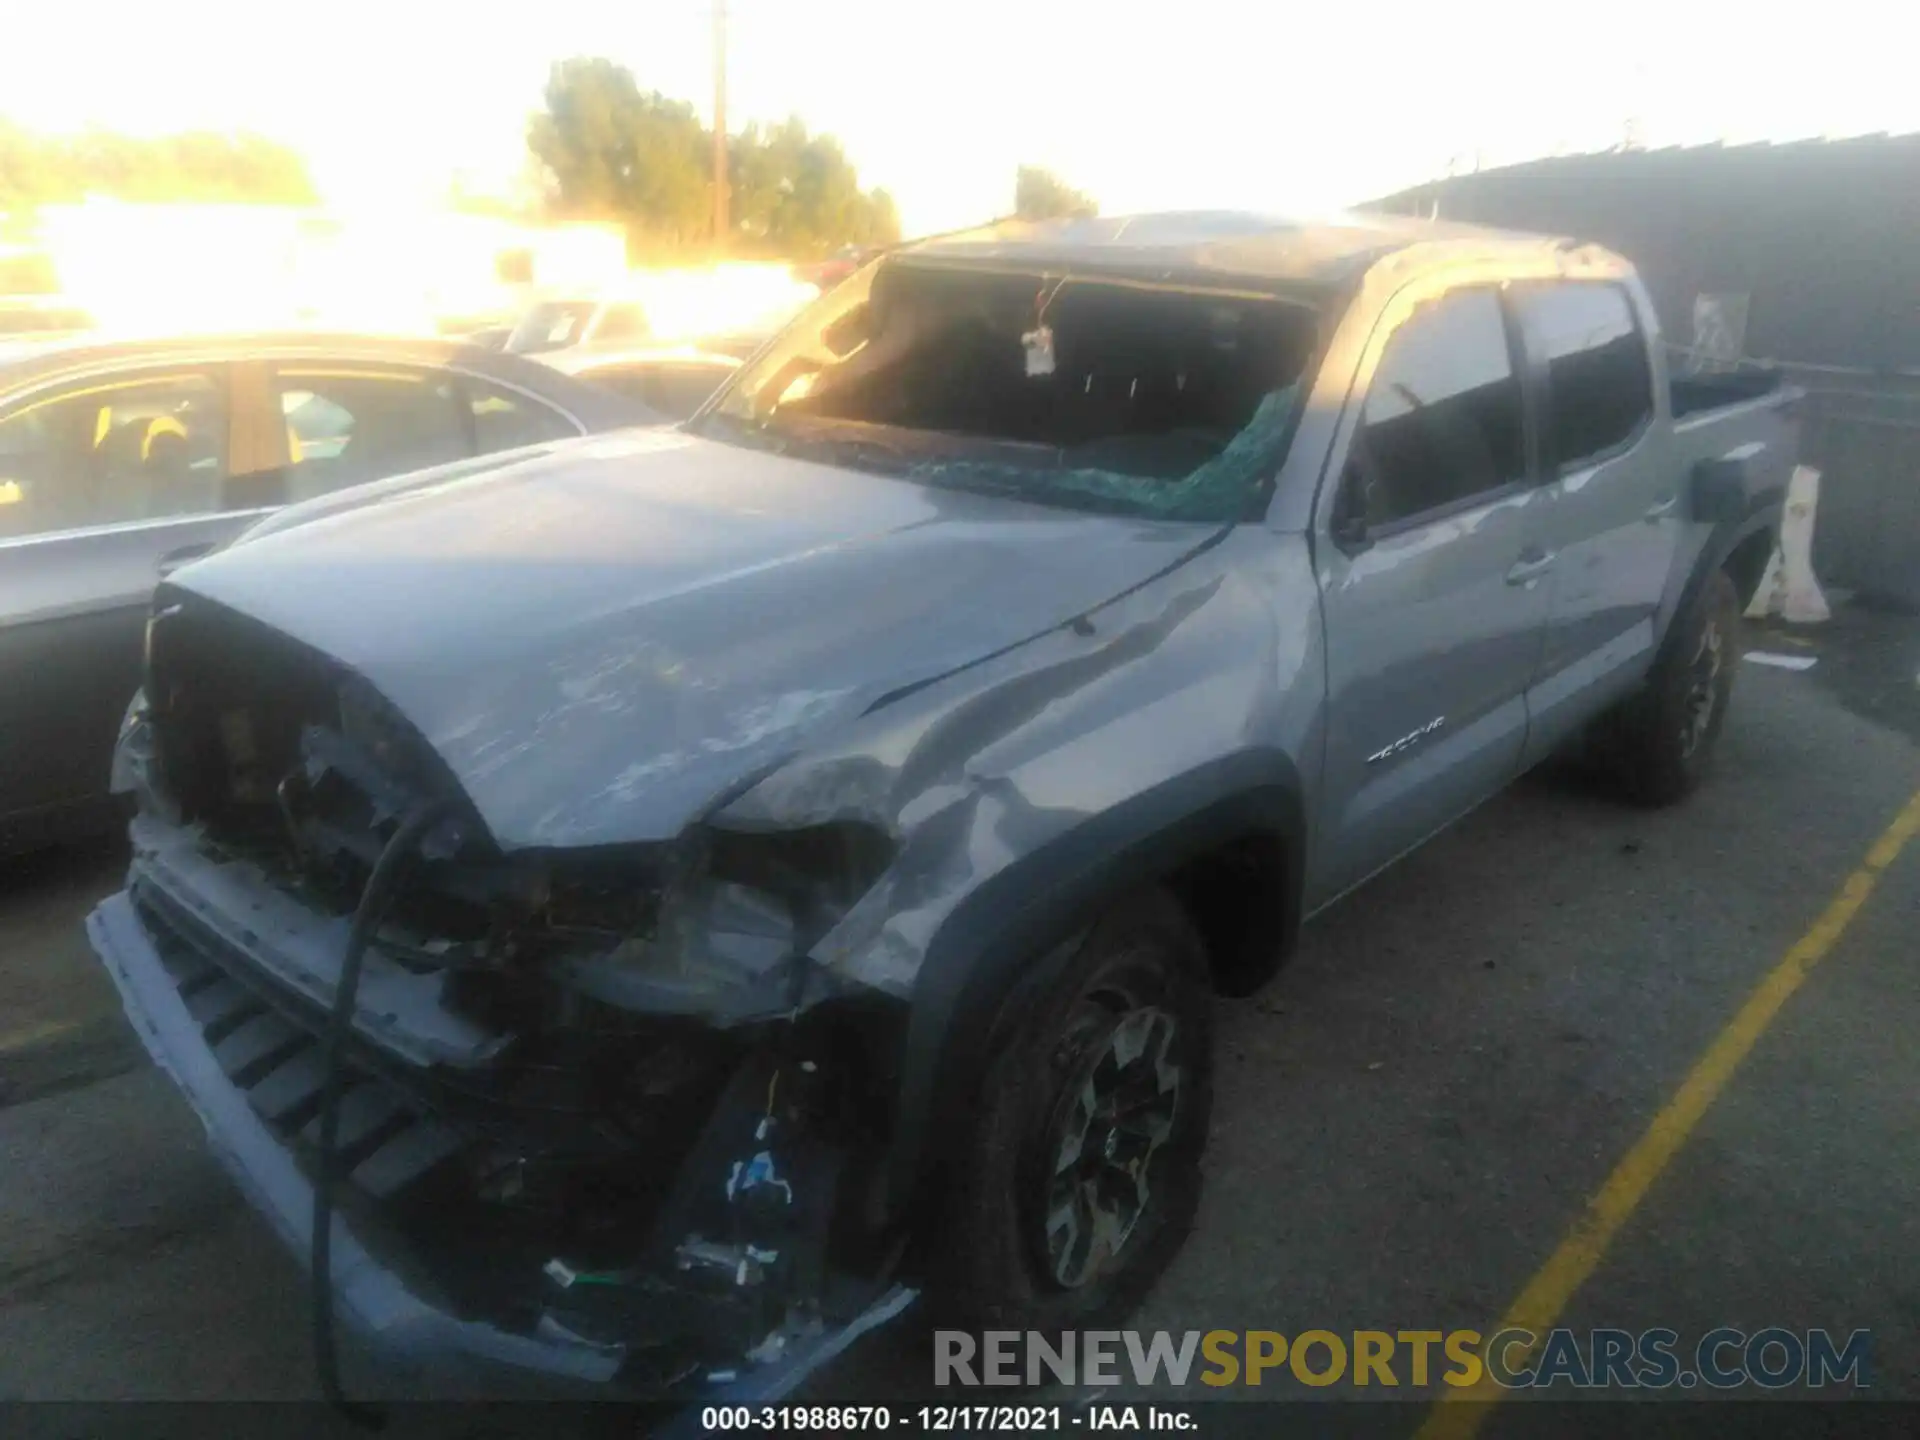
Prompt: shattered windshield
<box><xmin>689</xmin><ymin>258</ymin><xmax>1321</xmax><ymax>522</ymax></box>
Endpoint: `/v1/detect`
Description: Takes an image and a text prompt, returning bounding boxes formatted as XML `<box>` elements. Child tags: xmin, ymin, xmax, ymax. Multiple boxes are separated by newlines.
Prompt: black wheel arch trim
<box><xmin>879</xmin><ymin>747</ymin><xmax>1307</xmax><ymax>1224</ymax></box>
<box><xmin>1666</xmin><ymin>502</ymin><xmax>1780</xmax><ymax>645</ymax></box>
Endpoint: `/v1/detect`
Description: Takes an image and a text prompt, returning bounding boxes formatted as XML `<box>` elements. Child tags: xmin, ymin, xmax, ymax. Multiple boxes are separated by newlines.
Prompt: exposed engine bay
<box><xmin>122</xmin><ymin>591</ymin><xmax>915</xmax><ymax>1392</ymax></box>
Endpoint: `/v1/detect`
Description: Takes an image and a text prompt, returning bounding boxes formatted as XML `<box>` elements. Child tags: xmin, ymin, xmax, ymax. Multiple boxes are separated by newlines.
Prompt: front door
<box><xmin>1310</xmin><ymin>284</ymin><xmax>1554</xmax><ymax>908</ymax></box>
<box><xmin>0</xmin><ymin>366</ymin><xmax>255</xmax><ymax>841</ymax></box>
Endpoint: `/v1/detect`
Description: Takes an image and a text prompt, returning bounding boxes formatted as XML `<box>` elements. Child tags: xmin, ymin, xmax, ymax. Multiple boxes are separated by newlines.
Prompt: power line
<box><xmin>712</xmin><ymin>0</ymin><xmax>729</xmax><ymax>246</ymax></box>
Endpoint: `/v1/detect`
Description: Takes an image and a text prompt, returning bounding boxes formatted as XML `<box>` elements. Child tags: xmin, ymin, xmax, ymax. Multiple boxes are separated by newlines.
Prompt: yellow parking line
<box><xmin>0</xmin><ymin>1017</ymin><xmax>82</xmax><ymax>1057</ymax></box>
<box><xmin>1417</xmin><ymin>784</ymin><xmax>1920</xmax><ymax>1439</ymax></box>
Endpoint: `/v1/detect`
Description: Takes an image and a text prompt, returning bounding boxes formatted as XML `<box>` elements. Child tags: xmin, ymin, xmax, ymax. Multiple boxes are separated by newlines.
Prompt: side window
<box><xmin>1347</xmin><ymin>289</ymin><xmax>1525</xmax><ymax>531</ymax></box>
<box><xmin>1514</xmin><ymin>283</ymin><xmax>1653</xmax><ymax>469</ymax></box>
<box><xmin>467</xmin><ymin>380</ymin><xmax>581</xmax><ymax>452</ymax></box>
<box><xmin>0</xmin><ymin>371</ymin><xmax>228</xmax><ymax>539</ymax></box>
<box><xmin>590</xmin><ymin>304</ymin><xmax>651</xmax><ymax>345</ymax></box>
<box><xmin>275</xmin><ymin>367</ymin><xmax>471</xmax><ymax>499</ymax></box>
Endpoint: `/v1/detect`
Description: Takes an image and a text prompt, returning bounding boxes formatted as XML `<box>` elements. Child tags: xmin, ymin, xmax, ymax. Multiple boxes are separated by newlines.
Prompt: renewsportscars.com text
<box><xmin>934</xmin><ymin>1328</ymin><xmax>1872</xmax><ymax>1390</ymax></box>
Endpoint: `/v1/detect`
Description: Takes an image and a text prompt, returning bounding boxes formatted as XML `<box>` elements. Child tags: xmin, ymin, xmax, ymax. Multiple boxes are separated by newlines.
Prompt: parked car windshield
<box><xmin>689</xmin><ymin>258</ymin><xmax>1321</xmax><ymax>522</ymax></box>
<box><xmin>506</xmin><ymin>301</ymin><xmax>598</xmax><ymax>354</ymax></box>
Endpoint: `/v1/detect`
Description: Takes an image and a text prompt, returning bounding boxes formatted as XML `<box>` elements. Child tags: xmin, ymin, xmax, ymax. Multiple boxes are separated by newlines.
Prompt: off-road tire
<box><xmin>1598</xmin><ymin>567</ymin><xmax>1742</xmax><ymax>807</ymax></box>
<box><xmin>928</xmin><ymin>889</ymin><xmax>1215</xmax><ymax>1332</ymax></box>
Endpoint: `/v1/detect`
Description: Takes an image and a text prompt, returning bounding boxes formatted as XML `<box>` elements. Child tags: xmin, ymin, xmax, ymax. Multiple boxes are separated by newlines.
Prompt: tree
<box><xmin>1014</xmin><ymin>165</ymin><xmax>1097</xmax><ymax>222</ymax></box>
<box><xmin>0</xmin><ymin>122</ymin><xmax>315</xmax><ymax>210</ymax></box>
<box><xmin>0</xmin><ymin>122</ymin><xmax>61</xmax><ymax>212</ymax></box>
<box><xmin>528</xmin><ymin>58</ymin><xmax>711</xmax><ymax>257</ymax></box>
<box><xmin>731</xmin><ymin>118</ymin><xmax>899</xmax><ymax>256</ymax></box>
<box><xmin>527</xmin><ymin>60</ymin><xmax>898</xmax><ymax>260</ymax></box>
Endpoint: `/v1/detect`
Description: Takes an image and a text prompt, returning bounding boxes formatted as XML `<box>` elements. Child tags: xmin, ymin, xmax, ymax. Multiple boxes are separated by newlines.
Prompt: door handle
<box><xmin>1505</xmin><ymin>549</ymin><xmax>1557</xmax><ymax>586</ymax></box>
<box><xmin>157</xmin><ymin>542</ymin><xmax>216</xmax><ymax>579</ymax></box>
<box><xmin>1643</xmin><ymin>495</ymin><xmax>1681</xmax><ymax>523</ymax></box>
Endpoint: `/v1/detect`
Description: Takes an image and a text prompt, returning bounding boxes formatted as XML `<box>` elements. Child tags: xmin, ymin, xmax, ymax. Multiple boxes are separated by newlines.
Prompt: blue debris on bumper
<box><xmin>86</xmin><ymin>889</ymin><xmax>917</xmax><ymax>1405</ymax></box>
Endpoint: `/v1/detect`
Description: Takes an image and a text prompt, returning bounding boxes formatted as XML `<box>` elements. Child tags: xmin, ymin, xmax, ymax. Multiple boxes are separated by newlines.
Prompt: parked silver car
<box><xmin>503</xmin><ymin>295</ymin><xmax>654</xmax><ymax>356</ymax></box>
<box><xmin>0</xmin><ymin>332</ymin><xmax>654</xmax><ymax>853</ymax></box>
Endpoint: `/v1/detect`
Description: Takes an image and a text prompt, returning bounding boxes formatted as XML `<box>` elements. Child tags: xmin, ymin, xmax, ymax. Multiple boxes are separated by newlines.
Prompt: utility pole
<box><xmin>712</xmin><ymin>0</ymin><xmax>729</xmax><ymax>250</ymax></box>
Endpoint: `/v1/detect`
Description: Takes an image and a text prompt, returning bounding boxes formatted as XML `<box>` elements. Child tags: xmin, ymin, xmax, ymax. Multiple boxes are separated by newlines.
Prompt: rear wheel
<box><xmin>1597</xmin><ymin>567</ymin><xmax>1741</xmax><ymax>806</ymax></box>
<box><xmin>930</xmin><ymin>890</ymin><xmax>1214</xmax><ymax>1330</ymax></box>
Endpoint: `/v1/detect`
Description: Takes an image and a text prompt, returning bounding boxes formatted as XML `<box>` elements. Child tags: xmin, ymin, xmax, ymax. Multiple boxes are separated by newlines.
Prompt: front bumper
<box><xmin>87</xmin><ymin>889</ymin><xmax>915</xmax><ymax>1406</ymax></box>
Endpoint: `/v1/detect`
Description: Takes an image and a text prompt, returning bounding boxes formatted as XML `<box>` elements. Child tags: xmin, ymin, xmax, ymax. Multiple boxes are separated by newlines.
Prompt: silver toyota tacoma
<box><xmin>88</xmin><ymin>212</ymin><xmax>1797</xmax><ymax>1404</ymax></box>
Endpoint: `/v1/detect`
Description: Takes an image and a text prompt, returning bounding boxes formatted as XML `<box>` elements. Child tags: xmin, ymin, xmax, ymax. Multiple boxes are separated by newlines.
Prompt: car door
<box><xmin>0</xmin><ymin>364</ymin><xmax>260</xmax><ymax>840</ymax></box>
<box><xmin>1508</xmin><ymin>281</ymin><xmax>1674</xmax><ymax>760</ymax></box>
<box><xmin>1309</xmin><ymin>283</ymin><xmax>1555</xmax><ymax>907</ymax></box>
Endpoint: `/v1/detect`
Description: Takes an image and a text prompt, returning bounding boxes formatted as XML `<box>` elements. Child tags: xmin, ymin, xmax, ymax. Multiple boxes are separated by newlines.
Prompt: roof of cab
<box><xmin>893</xmin><ymin>208</ymin><xmax>1592</xmax><ymax>293</ymax></box>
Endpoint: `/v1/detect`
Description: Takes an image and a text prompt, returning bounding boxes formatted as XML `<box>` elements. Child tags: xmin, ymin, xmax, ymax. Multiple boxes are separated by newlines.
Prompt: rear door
<box><xmin>1509</xmin><ymin>282</ymin><xmax>1674</xmax><ymax>758</ymax></box>
<box><xmin>0</xmin><ymin>364</ymin><xmax>257</xmax><ymax>836</ymax></box>
<box><xmin>1311</xmin><ymin>283</ymin><xmax>1555</xmax><ymax>906</ymax></box>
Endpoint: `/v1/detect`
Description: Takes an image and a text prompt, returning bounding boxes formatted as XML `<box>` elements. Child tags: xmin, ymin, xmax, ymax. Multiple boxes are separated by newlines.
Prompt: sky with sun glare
<box><xmin>2</xmin><ymin>0</ymin><xmax>1911</xmax><ymax>237</ymax></box>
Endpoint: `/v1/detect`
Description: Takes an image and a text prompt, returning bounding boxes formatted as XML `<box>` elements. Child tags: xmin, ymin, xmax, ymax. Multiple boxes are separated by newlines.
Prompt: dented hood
<box><xmin>170</xmin><ymin>428</ymin><xmax>1218</xmax><ymax>850</ymax></box>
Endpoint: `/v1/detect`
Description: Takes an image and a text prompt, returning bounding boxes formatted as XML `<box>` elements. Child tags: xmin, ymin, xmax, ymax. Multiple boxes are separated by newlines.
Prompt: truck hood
<box><xmin>171</xmin><ymin>428</ymin><xmax>1219</xmax><ymax>850</ymax></box>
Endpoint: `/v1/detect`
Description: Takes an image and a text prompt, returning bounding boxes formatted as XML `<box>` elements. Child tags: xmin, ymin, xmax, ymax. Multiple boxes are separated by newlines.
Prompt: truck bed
<box><xmin>1669</xmin><ymin>366</ymin><xmax>1785</xmax><ymax>420</ymax></box>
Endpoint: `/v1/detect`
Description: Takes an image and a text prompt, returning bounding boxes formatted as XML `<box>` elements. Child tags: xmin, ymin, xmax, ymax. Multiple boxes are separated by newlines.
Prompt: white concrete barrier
<box><xmin>1745</xmin><ymin>464</ymin><xmax>1832</xmax><ymax>624</ymax></box>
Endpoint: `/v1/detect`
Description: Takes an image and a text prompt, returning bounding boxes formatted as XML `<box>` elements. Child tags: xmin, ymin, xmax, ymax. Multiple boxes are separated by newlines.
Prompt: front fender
<box><xmin>883</xmin><ymin>747</ymin><xmax>1307</xmax><ymax>1221</ymax></box>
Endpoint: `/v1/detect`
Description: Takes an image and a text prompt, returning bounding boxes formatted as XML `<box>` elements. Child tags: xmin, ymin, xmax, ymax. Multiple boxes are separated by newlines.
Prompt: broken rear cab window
<box><xmin>692</xmin><ymin>259</ymin><xmax>1321</xmax><ymax>523</ymax></box>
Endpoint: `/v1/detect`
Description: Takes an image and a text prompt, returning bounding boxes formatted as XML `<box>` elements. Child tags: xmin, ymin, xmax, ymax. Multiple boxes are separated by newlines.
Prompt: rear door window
<box><xmin>1513</xmin><ymin>283</ymin><xmax>1654</xmax><ymax>470</ymax></box>
<box><xmin>467</xmin><ymin>380</ymin><xmax>581</xmax><ymax>452</ymax></box>
<box><xmin>275</xmin><ymin>367</ymin><xmax>471</xmax><ymax>499</ymax></box>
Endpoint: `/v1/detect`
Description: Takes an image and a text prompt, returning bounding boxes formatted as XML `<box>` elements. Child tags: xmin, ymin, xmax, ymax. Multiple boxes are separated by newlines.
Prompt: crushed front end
<box><xmin>93</xmin><ymin>590</ymin><xmax>917</xmax><ymax>1398</ymax></box>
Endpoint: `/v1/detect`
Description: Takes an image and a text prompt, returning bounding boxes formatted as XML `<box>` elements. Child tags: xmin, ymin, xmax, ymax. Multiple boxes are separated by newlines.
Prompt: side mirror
<box><xmin>1689</xmin><ymin>452</ymin><xmax>1756</xmax><ymax>525</ymax></box>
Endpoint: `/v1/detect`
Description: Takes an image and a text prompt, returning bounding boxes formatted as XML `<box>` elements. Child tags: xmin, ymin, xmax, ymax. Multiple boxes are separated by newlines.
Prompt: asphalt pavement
<box><xmin>1</xmin><ymin>606</ymin><xmax>1915</xmax><ymax>1428</ymax></box>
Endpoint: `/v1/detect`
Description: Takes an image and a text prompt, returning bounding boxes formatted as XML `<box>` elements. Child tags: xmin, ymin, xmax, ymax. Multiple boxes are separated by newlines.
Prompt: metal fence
<box><xmin>1792</xmin><ymin>371</ymin><xmax>1920</xmax><ymax>609</ymax></box>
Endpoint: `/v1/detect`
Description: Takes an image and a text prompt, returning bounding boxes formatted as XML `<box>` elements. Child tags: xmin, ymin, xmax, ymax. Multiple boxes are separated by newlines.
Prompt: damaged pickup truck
<box><xmin>89</xmin><ymin>211</ymin><xmax>1798</xmax><ymax>1405</ymax></box>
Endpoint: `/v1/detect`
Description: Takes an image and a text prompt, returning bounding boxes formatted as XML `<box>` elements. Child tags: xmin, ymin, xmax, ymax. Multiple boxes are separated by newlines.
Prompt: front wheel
<box><xmin>928</xmin><ymin>890</ymin><xmax>1215</xmax><ymax>1331</ymax></box>
<box><xmin>1596</xmin><ymin>567</ymin><xmax>1742</xmax><ymax>807</ymax></box>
